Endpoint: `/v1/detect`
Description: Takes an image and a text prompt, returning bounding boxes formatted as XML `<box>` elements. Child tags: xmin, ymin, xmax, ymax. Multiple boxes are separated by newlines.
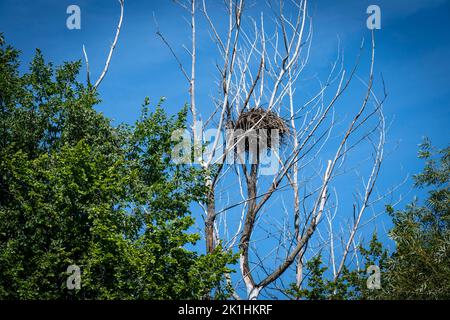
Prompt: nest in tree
<box><xmin>228</xmin><ymin>107</ymin><xmax>289</xmax><ymax>152</ymax></box>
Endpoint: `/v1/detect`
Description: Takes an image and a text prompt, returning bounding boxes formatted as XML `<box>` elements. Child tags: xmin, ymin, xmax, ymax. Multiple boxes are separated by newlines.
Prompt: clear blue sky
<box><xmin>1</xmin><ymin>0</ymin><xmax>448</xmax><ymax>182</ymax></box>
<box><xmin>1</xmin><ymin>0</ymin><xmax>449</xmax><ymax>297</ymax></box>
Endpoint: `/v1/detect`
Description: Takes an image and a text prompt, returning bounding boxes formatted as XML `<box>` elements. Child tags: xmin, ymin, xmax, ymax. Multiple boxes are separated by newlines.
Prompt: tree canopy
<box><xmin>0</xmin><ymin>36</ymin><xmax>235</xmax><ymax>299</ymax></box>
<box><xmin>382</xmin><ymin>139</ymin><xmax>450</xmax><ymax>299</ymax></box>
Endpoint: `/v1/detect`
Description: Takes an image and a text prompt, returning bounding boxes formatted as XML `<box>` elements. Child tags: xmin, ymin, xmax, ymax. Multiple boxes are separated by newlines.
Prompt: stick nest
<box><xmin>228</xmin><ymin>107</ymin><xmax>289</xmax><ymax>151</ymax></box>
<box><xmin>234</xmin><ymin>107</ymin><xmax>288</xmax><ymax>133</ymax></box>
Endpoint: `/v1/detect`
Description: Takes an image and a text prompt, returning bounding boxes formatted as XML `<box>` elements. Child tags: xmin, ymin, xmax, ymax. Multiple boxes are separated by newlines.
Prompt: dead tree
<box><xmin>157</xmin><ymin>0</ymin><xmax>390</xmax><ymax>299</ymax></box>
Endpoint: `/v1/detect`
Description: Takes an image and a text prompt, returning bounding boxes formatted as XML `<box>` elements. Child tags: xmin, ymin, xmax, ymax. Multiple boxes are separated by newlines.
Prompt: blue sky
<box><xmin>1</xmin><ymin>0</ymin><xmax>448</xmax><ymax>178</ymax></box>
<box><xmin>1</xmin><ymin>0</ymin><xmax>449</xmax><ymax>297</ymax></box>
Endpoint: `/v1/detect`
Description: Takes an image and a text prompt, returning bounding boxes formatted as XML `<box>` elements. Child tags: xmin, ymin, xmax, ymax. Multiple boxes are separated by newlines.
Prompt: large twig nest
<box><xmin>228</xmin><ymin>107</ymin><xmax>289</xmax><ymax>153</ymax></box>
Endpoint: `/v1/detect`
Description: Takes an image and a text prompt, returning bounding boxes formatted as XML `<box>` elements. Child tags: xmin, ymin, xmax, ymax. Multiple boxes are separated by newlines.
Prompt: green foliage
<box><xmin>382</xmin><ymin>139</ymin><xmax>450</xmax><ymax>299</ymax></box>
<box><xmin>0</xmin><ymin>37</ymin><xmax>235</xmax><ymax>299</ymax></box>
<box><xmin>285</xmin><ymin>254</ymin><xmax>335</xmax><ymax>300</ymax></box>
<box><xmin>344</xmin><ymin>233</ymin><xmax>389</xmax><ymax>300</ymax></box>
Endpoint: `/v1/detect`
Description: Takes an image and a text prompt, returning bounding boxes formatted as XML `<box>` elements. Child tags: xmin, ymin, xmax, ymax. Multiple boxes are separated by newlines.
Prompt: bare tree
<box><xmin>157</xmin><ymin>0</ymin><xmax>390</xmax><ymax>299</ymax></box>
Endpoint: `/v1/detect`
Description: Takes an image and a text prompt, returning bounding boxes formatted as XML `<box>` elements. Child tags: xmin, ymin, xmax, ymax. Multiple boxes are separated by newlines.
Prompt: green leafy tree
<box><xmin>382</xmin><ymin>139</ymin><xmax>450</xmax><ymax>299</ymax></box>
<box><xmin>0</xmin><ymin>36</ymin><xmax>235</xmax><ymax>299</ymax></box>
<box><xmin>285</xmin><ymin>254</ymin><xmax>335</xmax><ymax>300</ymax></box>
<box><xmin>344</xmin><ymin>233</ymin><xmax>389</xmax><ymax>300</ymax></box>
